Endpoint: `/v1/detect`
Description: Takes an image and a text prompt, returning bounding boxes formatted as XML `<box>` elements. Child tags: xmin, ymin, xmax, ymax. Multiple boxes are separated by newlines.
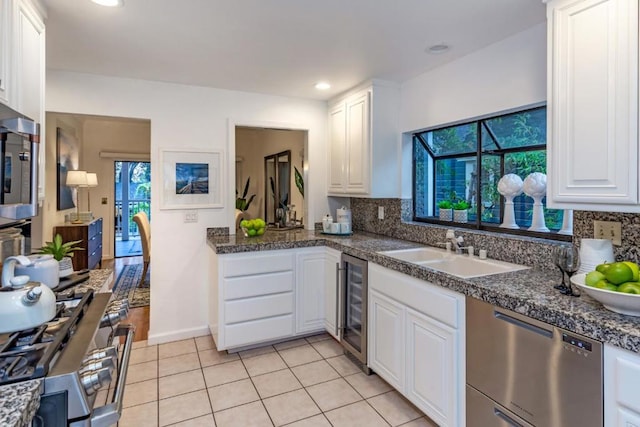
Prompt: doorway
<box><xmin>114</xmin><ymin>161</ymin><xmax>151</xmax><ymax>258</ymax></box>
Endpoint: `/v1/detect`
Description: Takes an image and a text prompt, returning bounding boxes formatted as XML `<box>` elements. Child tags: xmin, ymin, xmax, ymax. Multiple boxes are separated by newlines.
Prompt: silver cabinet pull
<box><xmin>493</xmin><ymin>408</ymin><xmax>524</xmax><ymax>427</ymax></box>
<box><xmin>494</xmin><ymin>311</ymin><xmax>553</xmax><ymax>339</ymax></box>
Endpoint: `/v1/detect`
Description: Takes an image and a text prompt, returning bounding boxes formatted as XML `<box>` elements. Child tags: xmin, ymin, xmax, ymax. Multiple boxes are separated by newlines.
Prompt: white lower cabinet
<box><xmin>368</xmin><ymin>263</ymin><xmax>464</xmax><ymax>427</ymax></box>
<box><xmin>605</xmin><ymin>343</ymin><xmax>640</xmax><ymax>426</ymax></box>
<box><xmin>323</xmin><ymin>247</ymin><xmax>341</xmax><ymax>340</ymax></box>
<box><xmin>406</xmin><ymin>307</ymin><xmax>457</xmax><ymax>425</ymax></box>
<box><xmin>295</xmin><ymin>247</ymin><xmax>329</xmax><ymax>334</ymax></box>
<box><xmin>209</xmin><ymin>247</ymin><xmax>340</xmax><ymax>351</ymax></box>
<box><xmin>369</xmin><ymin>290</ymin><xmax>404</xmax><ymax>390</ymax></box>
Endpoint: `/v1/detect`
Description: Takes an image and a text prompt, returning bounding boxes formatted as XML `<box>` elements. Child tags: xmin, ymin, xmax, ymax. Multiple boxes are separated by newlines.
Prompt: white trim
<box><xmin>99</xmin><ymin>151</ymin><xmax>150</xmax><ymax>161</ymax></box>
<box><xmin>147</xmin><ymin>325</ymin><xmax>211</xmax><ymax>345</ymax></box>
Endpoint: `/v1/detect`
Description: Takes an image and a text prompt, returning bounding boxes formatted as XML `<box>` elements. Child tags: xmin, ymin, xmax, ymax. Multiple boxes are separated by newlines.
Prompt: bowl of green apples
<box><xmin>240</xmin><ymin>218</ymin><xmax>266</xmax><ymax>238</ymax></box>
<box><xmin>571</xmin><ymin>261</ymin><xmax>640</xmax><ymax>316</ymax></box>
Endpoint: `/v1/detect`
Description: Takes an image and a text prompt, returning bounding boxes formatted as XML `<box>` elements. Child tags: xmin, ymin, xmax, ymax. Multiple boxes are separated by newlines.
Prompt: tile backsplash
<box><xmin>573</xmin><ymin>211</ymin><xmax>640</xmax><ymax>264</ymax></box>
<box><xmin>350</xmin><ymin>198</ymin><xmax>567</xmax><ymax>269</ymax></box>
<box><xmin>350</xmin><ymin>198</ymin><xmax>640</xmax><ymax>268</ymax></box>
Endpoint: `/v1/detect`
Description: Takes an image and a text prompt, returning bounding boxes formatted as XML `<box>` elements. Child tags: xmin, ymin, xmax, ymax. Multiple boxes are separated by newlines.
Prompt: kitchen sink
<box><xmin>379</xmin><ymin>247</ymin><xmax>449</xmax><ymax>263</ymax></box>
<box><xmin>379</xmin><ymin>247</ymin><xmax>528</xmax><ymax>278</ymax></box>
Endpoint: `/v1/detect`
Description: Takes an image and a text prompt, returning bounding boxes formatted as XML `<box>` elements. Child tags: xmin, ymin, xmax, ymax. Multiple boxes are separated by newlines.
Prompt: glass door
<box><xmin>341</xmin><ymin>254</ymin><xmax>368</xmax><ymax>364</ymax></box>
<box><xmin>114</xmin><ymin>161</ymin><xmax>150</xmax><ymax>258</ymax></box>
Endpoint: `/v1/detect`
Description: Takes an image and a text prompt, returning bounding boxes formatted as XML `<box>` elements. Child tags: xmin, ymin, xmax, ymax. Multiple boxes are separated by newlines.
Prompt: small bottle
<box><xmin>467</xmin><ymin>246</ymin><xmax>474</xmax><ymax>257</ymax></box>
<box><xmin>479</xmin><ymin>249</ymin><xmax>487</xmax><ymax>260</ymax></box>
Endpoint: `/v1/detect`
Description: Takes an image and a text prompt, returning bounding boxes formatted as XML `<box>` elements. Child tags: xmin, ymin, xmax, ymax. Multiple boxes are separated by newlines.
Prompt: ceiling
<box><xmin>42</xmin><ymin>0</ymin><xmax>546</xmax><ymax>100</ymax></box>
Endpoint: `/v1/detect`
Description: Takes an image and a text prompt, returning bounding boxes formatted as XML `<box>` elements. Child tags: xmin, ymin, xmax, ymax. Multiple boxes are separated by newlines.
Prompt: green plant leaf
<box><xmin>294</xmin><ymin>166</ymin><xmax>304</xmax><ymax>198</ymax></box>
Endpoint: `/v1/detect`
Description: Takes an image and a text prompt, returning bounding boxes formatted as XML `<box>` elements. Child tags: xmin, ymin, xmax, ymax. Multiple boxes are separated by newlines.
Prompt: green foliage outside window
<box><xmin>413</xmin><ymin>106</ymin><xmax>563</xmax><ymax>234</ymax></box>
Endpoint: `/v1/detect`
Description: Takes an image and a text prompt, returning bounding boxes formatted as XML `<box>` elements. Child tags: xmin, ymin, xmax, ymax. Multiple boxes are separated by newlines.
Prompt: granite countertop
<box><xmin>0</xmin><ymin>380</ymin><xmax>42</xmax><ymax>427</ymax></box>
<box><xmin>208</xmin><ymin>230</ymin><xmax>640</xmax><ymax>353</ymax></box>
<box><xmin>0</xmin><ymin>269</ymin><xmax>114</xmax><ymax>427</ymax></box>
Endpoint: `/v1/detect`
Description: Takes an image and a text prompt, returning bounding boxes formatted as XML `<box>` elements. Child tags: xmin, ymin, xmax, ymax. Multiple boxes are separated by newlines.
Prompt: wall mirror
<box><xmin>264</xmin><ymin>150</ymin><xmax>291</xmax><ymax>225</ymax></box>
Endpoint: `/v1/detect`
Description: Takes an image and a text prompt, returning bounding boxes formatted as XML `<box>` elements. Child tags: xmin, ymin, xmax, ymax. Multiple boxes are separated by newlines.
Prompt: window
<box><xmin>413</xmin><ymin>106</ymin><xmax>567</xmax><ymax>238</ymax></box>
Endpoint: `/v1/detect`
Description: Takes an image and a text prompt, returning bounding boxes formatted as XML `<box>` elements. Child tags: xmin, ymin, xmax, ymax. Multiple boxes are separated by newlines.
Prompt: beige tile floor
<box><xmin>106</xmin><ymin>333</ymin><xmax>438</xmax><ymax>427</ymax></box>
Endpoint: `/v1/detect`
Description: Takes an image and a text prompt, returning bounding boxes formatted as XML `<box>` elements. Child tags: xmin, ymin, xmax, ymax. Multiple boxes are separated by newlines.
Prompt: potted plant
<box><xmin>452</xmin><ymin>200</ymin><xmax>470</xmax><ymax>223</ymax></box>
<box><xmin>36</xmin><ymin>234</ymin><xmax>84</xmax><ymax>277</ymax></box>
<box><xmin>236</xmin><ymin>177</ymin><xmax>256</xmax><ymax>212</ymax></box>
<box><xmin>437</xmin><ymin>200</ymin><xmax>453</xmax><ymax>221</ymax></box>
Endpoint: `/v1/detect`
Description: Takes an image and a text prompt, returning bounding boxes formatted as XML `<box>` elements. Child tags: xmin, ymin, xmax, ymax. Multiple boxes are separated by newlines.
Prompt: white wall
<box><xmin>46</xmin><ymin>71</ymin><xmax>328</xmax><ymax>344</ymax></box>
<box><xmin>399</xmin><ymin>23</ymin><xmax>547</xmax><ymax>197</ymax></box>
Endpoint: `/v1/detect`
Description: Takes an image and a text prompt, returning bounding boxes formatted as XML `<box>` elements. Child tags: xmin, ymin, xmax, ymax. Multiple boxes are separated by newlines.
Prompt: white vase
<box><xmin>453</xmin><ymin>210</ymin><xmax>468</xmax><ymax>223</ymax></box>
<box><xmin>439</xmin><ymin>208</ymin><xmax>453</xmax><ymax>221</ymax></box>
<box><xmin>558</xmin><ymin>209</ymin><xmax>573</xmax><ymax>235</ymax></box>
<box><xmin>528</xmin><ymin>197</ymin><xmax>549</xmax><ymax>232</ymax></box>
<box><xmin>500</xmin><ymin>197</ymin><xmax>519</xmax><ymax>229</ymax></box>
<box><xmin>58</xmin><ymin>257</ymin><xmax>74</xmax><ymax>278</ymax></box>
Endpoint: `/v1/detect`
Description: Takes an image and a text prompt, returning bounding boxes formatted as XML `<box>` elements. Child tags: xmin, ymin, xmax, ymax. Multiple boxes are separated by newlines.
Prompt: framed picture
<box><xmin>56</xmin><ymin>127</ymin><xmax>79</xmax><ymax>210</ymax></box>
<box><xmin>160</xmin><ymin>149</ymin><xmax>224</xmax><ymax>209</ymax></box>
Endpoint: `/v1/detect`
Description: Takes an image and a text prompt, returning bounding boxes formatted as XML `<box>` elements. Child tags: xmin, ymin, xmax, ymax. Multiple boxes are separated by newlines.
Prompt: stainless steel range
<box><xmin>0</xmin><ymin>290</ymin><xmax>134</xmax><ymax>427</ymax></box>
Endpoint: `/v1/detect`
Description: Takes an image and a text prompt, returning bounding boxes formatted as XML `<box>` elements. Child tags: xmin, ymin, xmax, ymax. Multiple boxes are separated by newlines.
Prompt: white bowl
<box><xmin>571</xmin><ymin>273</ymin><xmax>640</xmax><ymax>316</ymax></box>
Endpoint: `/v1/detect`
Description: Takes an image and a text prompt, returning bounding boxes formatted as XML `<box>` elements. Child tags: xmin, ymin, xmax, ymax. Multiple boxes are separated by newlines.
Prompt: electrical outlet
<box><xmin>184</xmin><ymin>210</ymin><xmax>198</xmax><ymax>223</ymax></box>
<box><xmin>593</xmin><ymin>220</ymin><xmax>622</xmax><ymax>246</ymax></box>
<box><xmin>378</xmin><ymin>206</ymin><xmax>384</xmax><ymax>220</ymax></box>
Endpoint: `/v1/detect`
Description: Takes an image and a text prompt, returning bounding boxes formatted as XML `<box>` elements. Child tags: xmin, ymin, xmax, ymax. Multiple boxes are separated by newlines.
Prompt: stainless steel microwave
<box><xmin>0</xmin><ymin>103</ymin><xmax>39</xmax><ymax>220</ymax></box>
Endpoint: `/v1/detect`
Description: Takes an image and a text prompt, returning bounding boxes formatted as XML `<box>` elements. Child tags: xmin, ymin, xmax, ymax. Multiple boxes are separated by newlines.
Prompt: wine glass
<box><xmin>553</xmin><ymin>246</ymin><xmax>580</xmax><ymax>297</ymax></box>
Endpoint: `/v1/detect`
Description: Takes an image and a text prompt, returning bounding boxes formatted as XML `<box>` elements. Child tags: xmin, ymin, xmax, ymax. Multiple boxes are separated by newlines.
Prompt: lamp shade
<box><xmin>66</xmin><ymin>170</ymin><xmax>87</xmax><ymax>187</ymax></box>
<box><xmin>86</xmin><ymin>173</ymin><xmax>98</xmax><ymax>187</ymax></box>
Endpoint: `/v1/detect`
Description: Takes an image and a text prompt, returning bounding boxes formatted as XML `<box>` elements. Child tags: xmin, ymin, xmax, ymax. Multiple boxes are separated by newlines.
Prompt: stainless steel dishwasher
<box><xmin>466</xmin><ymin>297</ymin><xmax>603</xmax><ymax>427</ymax></box>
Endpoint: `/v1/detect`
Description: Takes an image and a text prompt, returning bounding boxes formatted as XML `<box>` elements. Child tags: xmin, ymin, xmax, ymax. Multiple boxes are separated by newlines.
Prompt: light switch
<box><xmin>101</xmin><ymin>197</ymin><xmax>108</xmax><ymax>205</ymax></box>
<box><xmin>184</xmin><ymin>210</ymin><xmax>198</xmax><ymax>223</ymax></box>
<box><xmin>593</xmin><ymin>220</ymin><xmax>622</xmax><ymax>246</ymax></box>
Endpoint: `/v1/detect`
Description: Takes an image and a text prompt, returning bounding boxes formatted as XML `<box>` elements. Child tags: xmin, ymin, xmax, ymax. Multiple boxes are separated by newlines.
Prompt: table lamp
<box><xmin>86</xmin><ymin>172</ymin><xmax>98</xmax><ymax>214</ymax></box>
<box><xmin>66</xmin><ymin>170</ymin><xmax>87</xmax><ymax>224</ymax></box>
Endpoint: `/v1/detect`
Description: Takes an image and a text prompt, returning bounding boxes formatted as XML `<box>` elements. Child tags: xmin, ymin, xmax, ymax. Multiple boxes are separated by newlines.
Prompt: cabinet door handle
<box><xmin>494</xmin><ymin>311</ymin><xmax>553</xmax><ymax>339</ymax></box>
<box><xmin>493</xmin><ymin>408</ymin><xmax>524</xmax><ymax>427</ymax></box>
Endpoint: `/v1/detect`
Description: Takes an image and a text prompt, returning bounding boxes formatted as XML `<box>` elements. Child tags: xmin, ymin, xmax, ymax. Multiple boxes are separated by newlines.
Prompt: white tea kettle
<box><xmin>0</xmin><ymin>255</ymin><xmax>57</xmax><ymax>334</ymax></box>
<box><xmin>15</xmin><ymin>254</ymin><xmax>60</xmax><ymax>289</ymax></box>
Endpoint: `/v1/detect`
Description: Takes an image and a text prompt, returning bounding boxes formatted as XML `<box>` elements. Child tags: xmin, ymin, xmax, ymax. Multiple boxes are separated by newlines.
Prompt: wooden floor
<box><xmin>102</xmin><ymin>256</ymin><xmax>150</xmax><ymax>342</ymax></box>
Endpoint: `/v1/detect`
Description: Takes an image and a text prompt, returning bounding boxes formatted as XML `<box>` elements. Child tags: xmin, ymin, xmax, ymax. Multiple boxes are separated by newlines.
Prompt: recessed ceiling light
<box><xmin>426</xmin><ymin>43</ymin><xmax>450</xmax><ymax>54</ymax></box>
<box><xmin>91</xmin><ymin>0</ymin><xmax>124</xmax><ymax>7</ymax></box>
<box><xmin>315</xmin><ymin>82</ymin><xmax>331</xmax><ymax>90</ymax></box>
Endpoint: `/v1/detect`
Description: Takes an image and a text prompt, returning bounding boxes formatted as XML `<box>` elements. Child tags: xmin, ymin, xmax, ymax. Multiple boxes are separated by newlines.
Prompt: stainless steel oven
<box><xmin>466</xmin><ymin>297</ymin><xmax>603</xmax><ymax>427</ymax></box>
<box><xmin>339</xmin><ymin>254</ymin><xmax>368</xmax><ymax>372</ymax></box>
<box><xmin>0</xmin><ymin>103</ymin><xmax>39</xmax><ymax>220</ymax></box>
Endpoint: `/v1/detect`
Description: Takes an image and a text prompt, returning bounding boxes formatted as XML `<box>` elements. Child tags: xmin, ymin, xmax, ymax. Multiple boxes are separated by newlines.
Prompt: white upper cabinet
<box><xmin>327</xmin><ymin>81</ymin><xmax>400</xmax><ymax>197</ymax></box>
<box><xmin>14</xmin><ymin>0</ymin><xmax>44</xmax><ymax>123</ymax></box>
<box><xmin>0</xmin><ymin>0</ymin><xmax>11</xmax><ymax>106</ymax></box>
<box><xmin>546</xmin><ymin>0</ymin><xmax>640</xmax><ymax>211</ymax></box>
<box><xmin>14</xmin><ymin>0</ymin><xmax>45</xmax><ymax>200</ymax></box>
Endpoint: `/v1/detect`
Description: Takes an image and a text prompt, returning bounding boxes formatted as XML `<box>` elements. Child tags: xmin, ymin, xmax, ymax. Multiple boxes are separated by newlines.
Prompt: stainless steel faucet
<box><xmin>445</xmin><ymin>229</ymin><xmax>465</xmax><ymax>254</ymax></box>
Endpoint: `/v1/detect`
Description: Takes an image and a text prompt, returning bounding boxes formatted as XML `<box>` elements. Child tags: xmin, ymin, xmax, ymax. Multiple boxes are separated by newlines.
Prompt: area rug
<box><xmin>112</xmin><ymin>263</ymin><xmax>150</xmax><ymax>308</ymax></box>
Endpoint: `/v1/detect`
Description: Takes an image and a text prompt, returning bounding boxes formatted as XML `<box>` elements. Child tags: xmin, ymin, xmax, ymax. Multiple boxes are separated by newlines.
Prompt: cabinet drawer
<box><xmin>225</xmin><ymin>293</ymin><xmax>293</xmax><ymax>324</ymax></box>
<box><xmin>87</xmin><ymin>232</ymin><xmax>102</xmax><ymax>253</ymax></box>
<box><xmin>224</xmin><ymin>315</ymin><xmax>293</xmax><ymax>348</ymax></box>
<box><xmin>224</xmin><ymin>271</ymin><xmax>293</xmax><ymax>300</ymax></box>
<box><xmin>369</xmin><ymin>264</ymin><xmax>460</xmax><ymax>328</ymax></box>
<box><xmin>223</xmin><ymin>252</ymin><xmax>293</xmax><ymax>278</ymax></box>
<box><xmin>88</xmin><ymin>218</ymin><xmax>102</xmax><ymax>238</ymax></box>
<box><xmin>88</xmin><ymin>246</ymin><xmax>102</xmax><ymax>270</ymax></box>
